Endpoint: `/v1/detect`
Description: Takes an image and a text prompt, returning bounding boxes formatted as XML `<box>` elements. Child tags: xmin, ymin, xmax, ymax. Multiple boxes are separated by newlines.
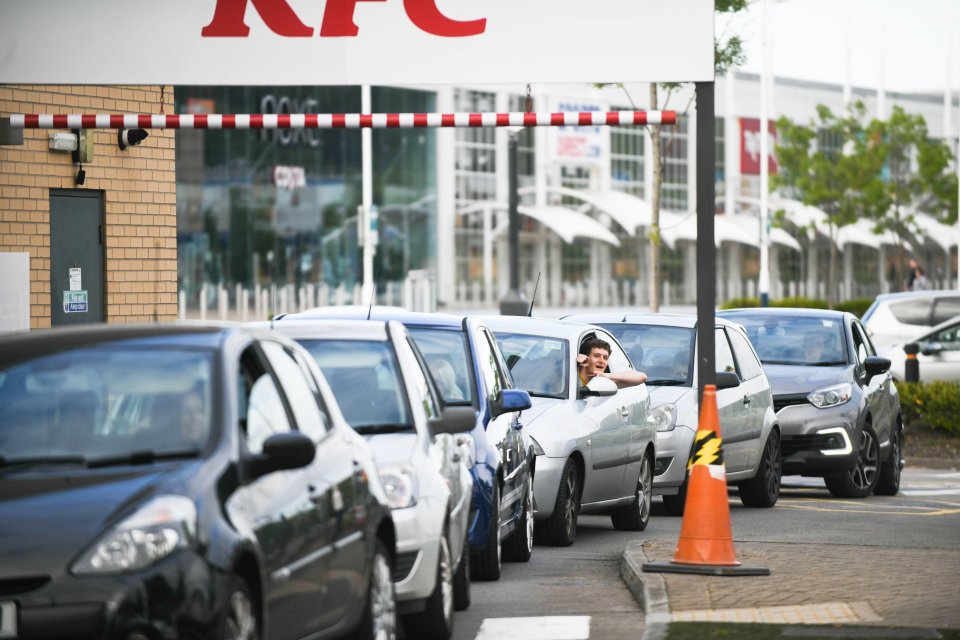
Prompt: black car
<box><xmin>0</xmin><ymin>324</ymin><xmax>398</xmax><ymax>640</ymax></box>
<box><xmin>718</xmin><ymin>308</ymin><xmax>904</xmax><ymax>498</ymax></box>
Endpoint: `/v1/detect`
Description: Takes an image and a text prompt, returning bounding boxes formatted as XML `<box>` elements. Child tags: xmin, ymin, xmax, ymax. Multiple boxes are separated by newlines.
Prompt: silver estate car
<box><xmin>266</xmin><ymin>320</ymin><xmax>475</xmax><ymax>640</ymax></box>
<box><xmin>565</xmin><ymin>313</ymin><xmax>782</xmax><ymax>515</ymax></box>
<box><xmin>483</xmin><ymin>316</ymin><xmax>655</xmax><ymax>546</ymax></box>
<box><xmin>719</xmin><ymin>308</ymin><xmax>904</xmax><ymax>498</ymax></box>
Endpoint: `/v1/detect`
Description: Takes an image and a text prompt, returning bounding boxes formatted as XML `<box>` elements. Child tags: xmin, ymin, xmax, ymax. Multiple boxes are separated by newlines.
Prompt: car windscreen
<box><xmin>408</xmin><ymin>328</ymin><xmax>475</xmax><ymax>405</ymax></box>
<box><xmin>599</xmin><ymin>324</ymin><xmax>694</xmax><ymax>386</ymax></box>
<box><xmin>0</xmin><ymin>347</ymin><xmax>214</xmax><ymax>468</ymax></box>
<box><xmin>493</xmin><ymin>332</ymin><xmax>568</xmax><ymax>399</ymax></box>
<box><xmin>297</xmin><ymin>339</ymin><xmax>413</xmax><ymax>432</ymax></box>
<box><xmin>728</xmin><ymin>315</ymin><xmax>848</xmax><ymax>366</ymax></box>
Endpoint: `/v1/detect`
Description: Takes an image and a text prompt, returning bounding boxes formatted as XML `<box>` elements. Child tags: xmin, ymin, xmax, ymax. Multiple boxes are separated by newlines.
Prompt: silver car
<box><xmin>862</xmin><ymin>290</ymin><xmax>960</xmax><ymax>349</ymax></box>
<box><xmin>483</xmin><ymin>316</ymin><xmax>656</xmax><ymax>546</ymax></box>
<box><xmin>878</xmin><ymin>315</ymin><xmax>960</xmax><ymax>382</ymax></box>
<box><xmin>266</xmin><ymin>320</ymin><xmax>475</xmax><ymax>639</ymax></box>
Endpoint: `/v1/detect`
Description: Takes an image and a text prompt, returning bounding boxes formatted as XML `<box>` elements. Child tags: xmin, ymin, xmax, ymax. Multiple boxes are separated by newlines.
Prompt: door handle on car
<box><xmin>619</xmin><ymin>406</ymin><xmax>629</xmax><ymax>418</ymax></box>
<box><xmin>743</xmin><ymin>396</ymin><xmax>751</xmax><ymax>406</ymax></box>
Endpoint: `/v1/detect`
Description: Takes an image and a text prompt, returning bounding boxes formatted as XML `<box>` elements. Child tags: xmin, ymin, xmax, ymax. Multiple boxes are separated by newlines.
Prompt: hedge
<box><xmin>895</xmin><ymin>380</ymin><xmax>960</xmax><ymax>436</ymax></box>
<box><xmin>719</xmin><ymin>296</ymin><xmax>873</xmax><ymax>317</ymax></box>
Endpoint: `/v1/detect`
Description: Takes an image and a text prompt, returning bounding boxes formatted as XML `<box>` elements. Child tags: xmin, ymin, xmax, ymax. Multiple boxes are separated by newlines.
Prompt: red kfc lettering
<box><xmin>202</xmin><ymin>0</ymin><xmax>313</xmax><ymax>37</ymax></box>
<box><xmin>402</xmin><ymin>0</ymin><xmax>486</xmax><ymax>37</ymax></box>
<box><xmin>320</xmin><ymin>0</ymin><xmax>387</xmax><ymax>36</ymax></box>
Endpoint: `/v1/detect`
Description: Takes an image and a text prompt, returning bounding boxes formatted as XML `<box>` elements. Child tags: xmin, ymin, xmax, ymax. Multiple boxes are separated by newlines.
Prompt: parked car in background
<box><xmin>0</xmin><ymin>324</ymin><xmax>397</xmax><ymax>640</ymax></box>
<box><xmin>483</xmin><ymin>316</ymin><xmax>656</xmax><ymax>546</ymax></box>
<box><xmin>564</xmin><ymin>313</ymin><xmax>782</xmax><ymax>514</ymax></box>
<box><xmin>266</xmin><ymin>319</ymin><xmax>475</xmax><ymax>640</ymax></box>
<box><xmin>277</xmin><ymin>307</ymin><xmax>535</xmax><ymax>582</ymax></box>
<box><xmin>862</xmin><ymin>290</ymin><xmax>960</xmax><ymax>348</ymax></box>
<box><xmin>719</xmin><ymin>308</ymin><xmax>904</xmax><ymax>498</ymax></box>
<box><xmin>878</xmin><ymin>315</ymin><xmax>960</xmax><ymax>382</ymax></box>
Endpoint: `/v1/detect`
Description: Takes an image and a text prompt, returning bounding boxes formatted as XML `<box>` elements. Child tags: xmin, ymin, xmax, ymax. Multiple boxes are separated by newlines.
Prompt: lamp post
<box><xmin>759</xmin><ymin>0</ymin><xmax>771</xmax><ymax>307</ymax></box>
<box><xmin>499</xmin><ymin>130</ymin><xmax>530</xmax><ymax>315</ymax></box>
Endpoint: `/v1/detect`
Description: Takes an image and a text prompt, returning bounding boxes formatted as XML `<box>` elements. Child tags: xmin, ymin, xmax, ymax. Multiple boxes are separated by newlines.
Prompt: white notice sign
<box><xmin>69</xmin><ymin>267</ymin><xmax>82</xmax><ymax>291</ymax></box>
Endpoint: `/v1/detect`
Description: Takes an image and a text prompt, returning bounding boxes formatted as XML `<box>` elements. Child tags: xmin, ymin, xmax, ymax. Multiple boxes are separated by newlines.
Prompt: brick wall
<box><xmin>0</xmin><ymin>85</ymin><xmax>177</xmax><ymax>328</ymax></box>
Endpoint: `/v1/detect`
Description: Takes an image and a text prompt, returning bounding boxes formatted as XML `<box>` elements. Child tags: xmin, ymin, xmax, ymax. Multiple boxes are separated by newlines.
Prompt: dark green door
<box><xmin>50</xmin><ymin>190</ymin><xmax>104</xmax><ymax>325</ymax></box>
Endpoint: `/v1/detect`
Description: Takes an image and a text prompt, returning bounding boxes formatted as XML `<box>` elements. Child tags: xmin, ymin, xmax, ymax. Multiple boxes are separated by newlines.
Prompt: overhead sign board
<box><xmin>0</xmin><ymin>0</ymin><xmax>715</xmax><ymax>85</ymax></box>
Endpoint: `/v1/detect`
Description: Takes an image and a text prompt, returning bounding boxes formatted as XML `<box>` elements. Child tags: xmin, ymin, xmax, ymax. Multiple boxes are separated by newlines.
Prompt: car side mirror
<box><xmin>429</xmin><ymin>406</ymin><xmax>477</xmax><ymax>435</ymax></box>
<box><xmin>491</xmin><ymin>388</ymin><xmax>532</xmax><ymax>418</ymax></box>
<box><xmin>248</xmin><ymin>431</ymin><xmax>316</xmax><ymax>479</ymax></box>
<box><xmin>578</xmin><ymin>375</ymin><xmax>618</xmax><ymax>398</ymax></box>
<box><xmin>864</xmin><ymin>356</ymin><xmax>891</xmax><ymax>377</ymax></box>
<box><xmin>715</xmin><ymin>371</ymin><xmax>741</xmax><ymax>390</ymax></box>
<box><xmin>920</xmin><ymin>341</ymin><xmax>944</xmax><ymax>356</ymax></box>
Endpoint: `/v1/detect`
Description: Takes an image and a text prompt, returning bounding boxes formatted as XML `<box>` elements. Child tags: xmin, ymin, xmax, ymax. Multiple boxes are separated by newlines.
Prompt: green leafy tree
<box><xmin>773</xmin><ymin>102</ymin><xmax>888</xmax><ymax>307</ymax></box>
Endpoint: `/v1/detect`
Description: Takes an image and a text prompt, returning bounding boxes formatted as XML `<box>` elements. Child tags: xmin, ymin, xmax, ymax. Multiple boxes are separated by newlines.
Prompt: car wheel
<box><xmin>357</xmin><ymin>540</ymin><xmax>397</xmax><ymax>640</ymax></box>
<box><xmin>222</xmin><ymin>575</ymin><xmax>259</xmax><ymax>640</ymax></box>
<box><xmin>452</xmin><ymin>527</ymin><xmax>471</xmax><ymax>611</ymax></box>
<box><xmin>470</xmin><ymin>481</ymin><xmax>501</xmax><ymax>581</ymax></box>
<box><xmin>503</xmin><ymin>476</ymin><xmax>534</xmax><ymax>562</ymax></box>
<box><xmin>825</xmin><ymin>425</ymin><xmax>881</xmax><ymax>498</ymax></box>
<box><xmin>874</xmin><ymin>424</ymin><xmax>903</xmax><ymax>496</ymax></box>
<box><xmin>611</xmin><ymin>453</ymin><xmax>653</xmax><ymax>531</ymax></box>
<box><xmin>738</xmin><ymin>430</ymin><xmax>782</xmax><ymax>508</ymax></box>
<box><xmin>535</xmin><ymin>457</ymin><xmax>579</xmax><ymax>546</ymax></box>
<box><xmin>403</xmin><ymin>531</ymin><xmax>454</xmax><ymax>639</ymax></box>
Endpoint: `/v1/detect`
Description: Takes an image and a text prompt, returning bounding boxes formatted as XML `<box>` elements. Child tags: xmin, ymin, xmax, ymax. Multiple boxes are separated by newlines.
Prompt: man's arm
<box><xmin>600</xmin><ymin>370</ymin><xmax>647</xmax><ymax>389</ymax></box>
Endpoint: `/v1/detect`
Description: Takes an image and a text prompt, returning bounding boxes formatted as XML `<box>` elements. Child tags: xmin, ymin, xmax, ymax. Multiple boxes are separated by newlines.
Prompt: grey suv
<box><xmin>719</xmin><ymin>308</ymin><xmax>904</xmax><ymax>498</ymax></box>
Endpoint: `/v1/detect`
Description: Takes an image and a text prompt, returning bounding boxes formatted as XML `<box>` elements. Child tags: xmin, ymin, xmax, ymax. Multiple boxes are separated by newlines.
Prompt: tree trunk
<box><xmin>828</xmin><ymin>222</ymin><xmax>837</xmax><ymax>309</ymax></box>
<box><xmin>649</xmin><ymin>84</ymin><xmax>663</xmax><ymax>313</ymax></box>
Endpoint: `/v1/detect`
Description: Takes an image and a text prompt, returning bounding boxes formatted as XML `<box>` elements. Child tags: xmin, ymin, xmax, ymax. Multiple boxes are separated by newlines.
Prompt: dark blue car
<box><xmin>278</xmin><ymin>307</ymin><xmax>535</xmax><ymax>581</ymax></box>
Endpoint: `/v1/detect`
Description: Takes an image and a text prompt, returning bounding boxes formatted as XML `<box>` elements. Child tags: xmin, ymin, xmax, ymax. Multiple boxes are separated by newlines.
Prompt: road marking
<box><xmin>475</xmin><ymin>616</ymin><xmax>590</xmax><ymax>640</ymax></box>
<box><xmin>777</xmin><ymin>502</ymin><xmax>960</xmax><ymax>516</ymax></box>
<box><xmin>901</xmin><ymin>489</ymin><xmax>960</xmax><ymax>496</ymax></box>
<box><xmin>668</xmin><ymin>601</ymin><xmax>882</xmax><ymax>625</ymax></box>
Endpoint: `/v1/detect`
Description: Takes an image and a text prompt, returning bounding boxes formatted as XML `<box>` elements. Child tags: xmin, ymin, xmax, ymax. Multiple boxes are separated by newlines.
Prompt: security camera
<box><xmin>118</xmin><ymin>128</ymin><xmax>149</xmax><ymax>150</ymax></box>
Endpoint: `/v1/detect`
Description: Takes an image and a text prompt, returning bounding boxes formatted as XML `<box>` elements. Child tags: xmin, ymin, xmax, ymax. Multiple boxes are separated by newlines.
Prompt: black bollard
<box><xmin>903</xmin><ymin>342</ymin><xmax>920</xmax><ymax>383</ymax></box>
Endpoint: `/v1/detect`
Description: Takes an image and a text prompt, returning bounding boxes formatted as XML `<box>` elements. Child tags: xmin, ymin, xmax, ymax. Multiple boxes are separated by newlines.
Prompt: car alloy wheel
<box><xmin>223</xmin><ymin>579</ymin><xmax>257</xmax><ymax>640</ymax></box>
<box><xmin>471</xmin><ymin>482</ymin><xmax>502</xmax><ymax>580</ymax></box>
<box><xmin>738</xmin><ymin>431</ymin><xmax>781</xmax><ymax>508</ymax></box>
<box><xmin>523</xmin><ymin>480</ymin><xmax>534</xmax><ymax>552</ymax></box>
<box><xmin>369</xmin><ymin>548</ymin><xmax>397</xmax><ymax>640</ymax></box>
<box><xmin>850</xmin><ymin>427</ymin><xmax>879</xmax><ymax>491</ymax></box>
<box><xmin>562</xmin><ymin>467</ymin><xmax>577</xmax><ymax>538</ymax></box>
<box><xmin>875</xmin><ymin>426</ymin><xmax>903</xmax><ymax>496</ymax></box>
<box><xmin>611</xmin><ymin>454</ymin><xmax>652</xmax><ymax>530</ymax></box>
<box><xmin>504</xmin><ymin>477</ymin><xmax>535</xmax><ymax>562</ymax></box>
<box><xmin>439</xmin><ymin>535</ymin><xmax>454</xmax><ymax>627</ymax></box>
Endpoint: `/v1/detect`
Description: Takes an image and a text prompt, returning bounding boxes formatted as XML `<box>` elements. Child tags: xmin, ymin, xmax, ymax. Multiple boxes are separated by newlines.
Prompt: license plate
<box><xmin>0</xmin><ymin>601</ymin><xmax>16</xmax><ymax>639</ymax></box>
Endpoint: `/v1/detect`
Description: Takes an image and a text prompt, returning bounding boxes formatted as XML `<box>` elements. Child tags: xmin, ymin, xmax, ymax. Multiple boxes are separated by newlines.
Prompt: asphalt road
<box><xmin>448</xmin><ymin>466</ymin><xmax>960</xmax><ymax>640</ymax></box>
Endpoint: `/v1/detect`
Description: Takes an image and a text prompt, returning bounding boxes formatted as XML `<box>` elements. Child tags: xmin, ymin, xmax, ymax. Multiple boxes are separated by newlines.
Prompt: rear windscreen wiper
<box><xmin>0</xmin><ymin>455</ymin><xmax>87</xmax><ymax>471</ymax></box>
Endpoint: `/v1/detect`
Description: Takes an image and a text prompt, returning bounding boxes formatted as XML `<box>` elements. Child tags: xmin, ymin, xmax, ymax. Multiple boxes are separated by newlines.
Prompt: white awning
<box><xmin>460</xmin><ymin>201</ymin><xmax>620</xmax><ymax>247</ymax></box>
<box><xmin>913</xmin><ymin>212</ymin><xmax>957</xmax><ymax>253</ymax></box>
<box><xmin>659</xmin><ymin>211</ymin><xmax>801</xmax><ymax>252</ymax></box>
<box><xmin>520</xmin><ymin>185</ymin><xmax>652</xmax><ymax>236</ymax></box>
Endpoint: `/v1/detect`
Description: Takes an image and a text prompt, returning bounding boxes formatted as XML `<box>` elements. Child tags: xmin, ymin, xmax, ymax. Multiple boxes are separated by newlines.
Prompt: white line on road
<box><xmin>475</xmin><ymin>616</ymin><xmax>591</xmax><ymax>640</ymax></box>
<box><xmin>901</xmin><ymin>489</ymin><xmax>960</xmax><ymax>496</ymax></box>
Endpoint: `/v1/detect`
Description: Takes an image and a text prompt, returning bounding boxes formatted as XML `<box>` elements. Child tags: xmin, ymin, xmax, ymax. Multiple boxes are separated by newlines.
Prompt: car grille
<box><xmin>393</xmin><ymin>551</ymin><xmax>420</xmax><ymax>582</ymax></box>
<box><xmin>0</xmin><ymin>575</ymin><xmax>50</xmax><ymax>596</ymax></box>
<box><xmin>773</xmin><ymin>394</ymin><xmax>809</xmax><ymax>413</ymax></box>
<box><xmin>781</xmin><ymin>434</ymin><xmax>838</xmax><ymax>457</ymax></box>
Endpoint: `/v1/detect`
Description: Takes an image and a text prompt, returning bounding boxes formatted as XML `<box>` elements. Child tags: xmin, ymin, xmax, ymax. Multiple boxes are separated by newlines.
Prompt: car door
<box><xmin>917</xmin><ymin>320</ymin><xmax>960</xmax><ymax>381</ymax></box>
<box><xmin>233</xmin><ymin>344</ymin><xmax>332</xmax><ymax>640</ymax></box>
<box><xmin>852</xmin><ymin>321</ymin><xmax>888</xmax><ymax>443</ymax></box>
<box><xmin>578</xmin><ymin>330</ymin><xmax>637</xmax><ymax>504</ymax></box>
<box><xmin>259</xmin><ymin>340</ymin><xmax>367</xmax><ymax>632</ymax></box>
<box><xmin>714</xmin><ymin>327</ymin><xmax>751</xmax><ymax>473</ymax></box>
<box><xmin>726</xmin><ymin>326</ymin><xmax>769</xmax><ymax>468</ymax></box>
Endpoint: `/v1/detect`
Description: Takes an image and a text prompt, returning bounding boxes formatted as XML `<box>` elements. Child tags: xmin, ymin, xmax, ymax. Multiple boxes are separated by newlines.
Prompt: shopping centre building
<box><xmin>1</xmin><ymin>73</ymin><xmax>958</xmax><ymax>327</ymax></box>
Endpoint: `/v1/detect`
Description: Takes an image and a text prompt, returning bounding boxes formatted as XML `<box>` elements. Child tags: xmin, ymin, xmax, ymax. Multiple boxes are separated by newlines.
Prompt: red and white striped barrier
<box><xmin>8</xmin><ymin>110</ymin><xmax>676</xmax><ymax>130</ymax></box>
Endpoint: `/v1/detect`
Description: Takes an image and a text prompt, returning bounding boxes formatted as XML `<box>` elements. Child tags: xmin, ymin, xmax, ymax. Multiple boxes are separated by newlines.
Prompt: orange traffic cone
<box><xmin>643</xmin><ymin>384</ymin><xmax>769</xmax><ymax>576</ymax></box>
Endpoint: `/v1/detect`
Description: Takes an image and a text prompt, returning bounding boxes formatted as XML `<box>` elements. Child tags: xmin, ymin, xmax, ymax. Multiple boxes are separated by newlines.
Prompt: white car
<box><xmin>566</xmin><ymin>313</ymin><xmax>782</xmax><ymax>515</ymax></box>
<box><xmin>483</xmin><ymin>316</ymin><xmax>656</xmax><ymax>546</ymax></box>
<box><xmin>879</xmin><ymin>315</ymin><xmax>960</xmax><ymax>382</ymax></box>
<box><xmin>266</xmin><ymin>319</ymin><xmax>475</xmax><ymax>640</ymax></box>
<box><xmin>862</xmin><ymin>290</ymin><xmax>960</xmax><ymax>349</ymax></box>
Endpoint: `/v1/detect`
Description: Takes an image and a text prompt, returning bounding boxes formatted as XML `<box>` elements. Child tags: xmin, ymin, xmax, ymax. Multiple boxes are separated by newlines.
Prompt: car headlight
<box><xmin>72</xmin><ymin>495</ymin><xmax>196</xmax><ymax>575</ymax></box>
<box><xmin>651</xmin><ymin>403</ymin><xmax>678</xmax><ymax>432</ymax></box>
<box><xmin>380</xmin><ymin>463</ymin><xmax>418</xmax><ymax>509</ymax></box>
<box><xmin>807</xmin><ymin>383</ymin><xmax>853</xmax><ymax>409</ymax></box>
<box><xmin>529</xmin><ymin>435</ymin><xmax>545</xmax><ymax>456</ymax></box>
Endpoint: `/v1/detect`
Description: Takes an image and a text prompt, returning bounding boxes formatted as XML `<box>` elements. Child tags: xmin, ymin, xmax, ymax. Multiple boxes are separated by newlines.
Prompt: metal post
<box><xmin>696</xmin><ymin>82</ymin><xmax>717</xmax><ymax>397</ymax></box>
<box><xmin>500</xmin><ymin>131</ymin><xmax>530</xmax><ymax>315</ymax></box>
<box><xmin>904</xmin><ymin>342</ymin><xmax>920</xmax><ymax>383</ymax></box>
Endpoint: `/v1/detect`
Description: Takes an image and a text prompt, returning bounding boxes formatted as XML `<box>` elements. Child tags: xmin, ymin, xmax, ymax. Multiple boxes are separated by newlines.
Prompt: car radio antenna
<box><xmin>528</xmin><ymin>272</ymin><xmax>541</xmax><ymax>317</ymax></box>
<box><xmin>366</xmin><ymin>282</ymin><xmax>376</xmax><ymax>321</ymax></box>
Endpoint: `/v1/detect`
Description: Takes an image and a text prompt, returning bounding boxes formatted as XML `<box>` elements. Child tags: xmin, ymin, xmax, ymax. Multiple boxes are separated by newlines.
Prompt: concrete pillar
<box><xmin>436</xmin><ymin>86</ymin><xmax>456</xmax><ymax>306</ymax></box>
<box><xmin>683</xmin><ymin>241</ymin><xmax>697</xmax><ymax>304</ymax></box>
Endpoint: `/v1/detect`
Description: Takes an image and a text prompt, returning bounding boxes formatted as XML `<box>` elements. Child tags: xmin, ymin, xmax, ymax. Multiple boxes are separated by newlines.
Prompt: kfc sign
<box><xmin>0</xmin><ymin>0</ymin><xmax>714</xmax><ymax>85</ymax></box>
<box><xmin>740</xmin><ymin>118</ymin><xmax>778</xmax><ymax>176</ymax></box>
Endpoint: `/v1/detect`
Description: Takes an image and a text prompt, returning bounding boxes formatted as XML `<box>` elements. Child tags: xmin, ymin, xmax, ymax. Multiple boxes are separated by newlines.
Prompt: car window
<box><xmin>494</xmin><ymin>332</ymin><xmax>569</xmax><ymax>399</ymax></box>
<box><xmin>473</xmin><ymin>328</ymin><xmax>504</xmax><ymax>406</ymax></box>
<box><xmin>405</xmin><ymin>336</ymin><xmax>442</xmax><ymax>420</ymax></box>
<box><xmin>725</xmin><ymin>314</ymin><xmax>847</xmax><ymax>366</ymax></box>
<box><xmin>599</xmin><ymin>323</ymin><xmax>694</xmax><ymax>385</ymax></box>
<box><xmin>726</xmin><ymin>327</ymin><xmax>764</xmax><ymax>380</ymax></box>
<box><xmin>0</xmin><ymin>346</ymin><xmax>214</xmax><ymax>463</ymax></box>
<box><xmin>715</xmin><ymin>328</ymin><xmax>737</xmax><ymax>374</ymax></box>
<box><xmin>409</xmin><ymin>328</ymin><xmax>475</xmax><ymax>405</ymax></box>
<box><xmin>851</xmin><ymin>323</ymin><xmax>869</xmax><ymax>371</ymax></box>
<box><xmin>290</xmin><ymin>349</ymin><xmax>334</xmax><ymax>431</ymax></box>
<box><xmin>929</xmin><ymin>322</ymin><xmax>960</xmax><ymax>350</ymax></box>
<box><xmin>596</xmin><ymin>329</ymin><xmax>633</xmax><ymax>373</ymax></box>
<box><xmin>297</xmin><ymin>339</ymin><xmax>413</xmax><ymax>432</ymax></box>
<box><xmin>853</xmin><ymin>322</ymin><xmax>876</xmax><ymax>357</ymax></box>
<box><xmin>931</xmin><ymin>298</ymin><xmax>960</xmax><ymax>326</ymax></box>
<box><xmin>260</xmin><ymin>341</ymin><xmax>328</xmax><ymax>441</ymax></box>
<box><xmin>889</xmin><ymin>299</ymin><xmax>932</xmax><ymax>325</ymax></box>
<box><xmin>244</xmin><ymin>369</ymin><xmax>292</xmax><ymax>455</ymax></box>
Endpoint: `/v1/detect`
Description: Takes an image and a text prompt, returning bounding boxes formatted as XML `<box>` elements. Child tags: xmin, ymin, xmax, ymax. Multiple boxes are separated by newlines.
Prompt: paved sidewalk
<box><xmin>621</xmin><ymin>540</ymin><xmax>960</xmax><ymax>632</ymax></box>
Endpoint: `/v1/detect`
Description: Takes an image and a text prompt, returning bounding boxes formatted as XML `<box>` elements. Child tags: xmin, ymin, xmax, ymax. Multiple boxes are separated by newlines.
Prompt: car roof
<box><xmin>481</xmin><ymin>315</ymin><xmax>603</xmax><ymax>340</ymax></box>
<box><xmin>563</xmin><ymin>312</ymin><xmax>739</xmax><ymax>330</ymax></box>
<box><xmin>718</xmin><ymin>307</ymin><xmax>851</xmax><ymax>321</ymax></box>
<box><xmin>0</xmin><ymin>322</ymin><xmax>234</xmax><ymax>367</ymax></box>
<box><xmin>871</xmin><ymin>290</ymin><xmax>960</xmax><ymax>304</ymax></box>
<box><xmin>260</xmin><ymin>318</ymin><xmax>394</xmax><ymax>342</ymax></box>
<box><xmin>281</xmin><ymin>305</ymin><xmax>465</xmax><ymax>329</ymax></box>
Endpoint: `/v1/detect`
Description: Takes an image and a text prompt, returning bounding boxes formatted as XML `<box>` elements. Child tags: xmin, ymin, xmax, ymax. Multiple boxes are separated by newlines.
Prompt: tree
<box><xmin>773</xmin><ymin>102</ymin><xmax>888</xmax><ymax>307</ymax></box>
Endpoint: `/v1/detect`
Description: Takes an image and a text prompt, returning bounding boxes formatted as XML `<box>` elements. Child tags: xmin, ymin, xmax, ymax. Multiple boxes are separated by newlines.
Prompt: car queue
<box><xmin>0</xmin><ymin>305</ymin><xmax>905</xmax><ymax>640</ymax></box>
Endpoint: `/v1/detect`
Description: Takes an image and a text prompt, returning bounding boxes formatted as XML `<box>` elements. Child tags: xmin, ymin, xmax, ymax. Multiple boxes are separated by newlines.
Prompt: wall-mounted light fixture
<box><xmin>118</xmin><ymin>128</ymin><xmax>149</xmax><ymax>150</ymax></box>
